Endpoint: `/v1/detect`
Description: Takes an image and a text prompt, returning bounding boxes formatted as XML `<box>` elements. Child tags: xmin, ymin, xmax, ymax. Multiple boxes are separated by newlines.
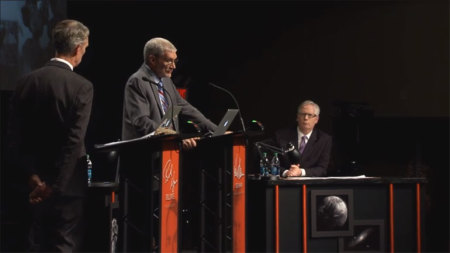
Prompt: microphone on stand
<box><xmin>255</xmin><ymin>141</ymin><xmax>301</xmax><ymax>178</ymax></box>
<box><xmin>283</xmin><ymin>142</ymin><xmax>300</xmax><ymax>165</ymax></box>
<box><xmin>255</xmin><ymin>141</ymin><xmax>283</xmax><ymax>154</ymax></box>
<box><xmin>255</xmin><ymin>141</ymin><xmax>300</xmax><ymax>165</ymax></box>
<box><xmin>142</xmin><ymin>76</ymin><xmax>175</xmax><ymax>130</ymax></box>
<box><xmin>254</xmin><ymin>142</ymin><xmax>264</xmax><ymax>158</ymax></box>
<box><xmin>208</xmin><ymin>82</ymin><xmax>246</xmax><ymax>133</ymax></box>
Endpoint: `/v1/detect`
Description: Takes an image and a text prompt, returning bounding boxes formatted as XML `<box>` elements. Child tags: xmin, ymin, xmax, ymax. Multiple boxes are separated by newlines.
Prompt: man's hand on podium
<box><xmin>182</xmin><ymin>137</ymin><xmax>201</xmax><ymax>150</ymax></box>
<box><xmin>155</xmin><ymin>127</ymin><xmax>177</xmax><ymax>136</ymax></box>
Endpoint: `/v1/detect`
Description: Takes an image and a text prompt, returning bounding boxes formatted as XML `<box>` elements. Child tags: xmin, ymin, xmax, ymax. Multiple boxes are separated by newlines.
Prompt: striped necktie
<box><xmin>299</xmin><ymin>135</ymin><xmax>307</xmax><ymax>154</ymax></box>
<box><xmin>158</xmin><ymin>81</ymin><xmax>168</xmax><ymax>114</ymax></box>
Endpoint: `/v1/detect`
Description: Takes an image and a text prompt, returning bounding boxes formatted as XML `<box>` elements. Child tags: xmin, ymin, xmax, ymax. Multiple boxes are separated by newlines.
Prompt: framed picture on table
<box><xmin>311</xmin><ymin>189</ymin><xmax>354</xmax><ymax>237</ymax></box>
<box><xmin>338</xmin><ymin>219</ymin><xmax>385</xmax><ymax>252</ymax></box>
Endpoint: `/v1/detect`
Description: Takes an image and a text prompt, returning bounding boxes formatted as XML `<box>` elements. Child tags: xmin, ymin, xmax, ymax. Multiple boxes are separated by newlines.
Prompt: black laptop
<box><xmin>210</xmin><ymin>109</ymin><xmax>239</xmax><ymax>137</ymax></box>
<box><xmin>89</xmin><ymin>150</ymin><xmax>120</xmax><ymax>186</ymax></box>
<box><xmin>159</xmin><ymin>105</ymin><xmax>182</xmax><ymax>129</ymax></box>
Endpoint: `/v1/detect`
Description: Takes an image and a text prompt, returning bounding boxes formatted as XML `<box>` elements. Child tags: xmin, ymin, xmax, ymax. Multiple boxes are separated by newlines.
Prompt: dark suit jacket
<box><xmin>10</xmin><ymin>60</ymin><xmax>93</xmax><ymax>196</ymax></box>
<box><xmin>273</xmin><ymin>126</ymin><xmax>332</xmax><ymax>177</ymax></box>
<box><xmin>121</xmin><ymin>63</ymin><xmax>217</xmax><ymax>140</ymax></box>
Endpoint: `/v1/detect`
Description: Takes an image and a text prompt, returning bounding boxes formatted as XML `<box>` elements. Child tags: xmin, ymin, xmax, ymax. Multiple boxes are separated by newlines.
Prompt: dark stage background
<box><xmin>1</xmin><ymin>0</ymin><xmax>448</xmax><ymax>251</ymax></box>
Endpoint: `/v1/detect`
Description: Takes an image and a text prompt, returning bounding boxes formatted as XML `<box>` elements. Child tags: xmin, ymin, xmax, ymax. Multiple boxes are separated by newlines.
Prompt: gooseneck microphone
<box><xmin>255</xmin><ymin>141</ymin><xmax>300</xmax><ymax>164</ymax></box>
<box><xmin>254</xmin><ymin>142</ymin><xmax>283</xmax><ymax>154</ymax></box>
<box><xmin>208</xmin><ymin>82</ymin><xmax>246</xmax><ymax>133</ymax></box>
<box><xmin>284</xmin><ymin>142</ymin><xmax>300</xmax><ymax>165</ymax></box>
<box><xmin>142</xmin><ymin>76</ymin><xmax>175</xmax><ymax>129</ymax></box>
<box><xmin>254</xmin><ymin>141</ymin><xmax>300</xmax><ymax>178</ymax></box>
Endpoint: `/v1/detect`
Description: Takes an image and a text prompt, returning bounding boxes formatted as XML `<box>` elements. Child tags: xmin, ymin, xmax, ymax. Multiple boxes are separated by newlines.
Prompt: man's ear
<box><xmin>148</xmin><ymin>55</ymin><xmax>156</xmax><ymax>64</ymax></box>
<box><xmin>72</xmin><ymin>45</ymin><xmax>81</xmax><ymax>57</ymax></box>
<box><xmin>147</xmin><ymin>55</ymin><xmax>158</xmax><ymax>68</ymax></box>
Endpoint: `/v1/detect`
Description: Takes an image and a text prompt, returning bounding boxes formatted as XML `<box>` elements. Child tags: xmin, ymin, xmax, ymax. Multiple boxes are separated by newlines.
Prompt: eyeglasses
<box><xmin>298</xmin><ymin>113</ymin><xmax>317</xmax><ymax>118</ymax></box>
<box><xmin>162</xmin><ymin>57</ymin><xmax>178</xmax><ymax>66</ymax></box>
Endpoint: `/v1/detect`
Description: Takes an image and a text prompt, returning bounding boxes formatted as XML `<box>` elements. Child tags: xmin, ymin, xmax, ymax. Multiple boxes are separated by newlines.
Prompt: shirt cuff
<box><xmin>283</xmin><ymin>168</ymin><xmax>306</xmax><ymax>177</ymax></box>
<box><xmin>301</xmin><ymin>168</ymin><xmax>306</xmax><ymax>176</ymax></box>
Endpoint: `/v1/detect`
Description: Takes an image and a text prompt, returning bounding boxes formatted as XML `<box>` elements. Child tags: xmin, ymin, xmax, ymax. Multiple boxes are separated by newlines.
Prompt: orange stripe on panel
<box><xmin>160</xmin><ymin>141</ymin><xmax>180</xmax><ymax>253</ymax></box>
<box><xmin>302</xmin><ymin>184</ymin><xmax>307</xmax><ymax>253</ymax></box>
<box><xmin>232</xmin><ymin>138</ymin><xmax>246</xmax><ymax>252</ymax></box>
<box><xmin>275</xmin><ymin>185</ymin><xmax>279</xmax><ymax>253</ymax></box>
<box><xmin>389</xmin><ymin>184</ymin><xmax>394</xmax><ymax>253</ymax></box>
<box><xmin>416</xmin><ymin>183</ymin><xmax>421</xmax><ymax>253</ymax></box>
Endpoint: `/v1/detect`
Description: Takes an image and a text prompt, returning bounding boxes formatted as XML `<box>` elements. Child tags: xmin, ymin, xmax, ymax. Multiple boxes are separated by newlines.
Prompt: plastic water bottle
<box><xmin>260</xmin><ymin>152</ymin><xmax>269</xmax><ymax>177</ymax></box>
<box><xmin>87</xmin><ymin>154</ymin><xmax>93</xmax><ymax>184</ymax></box>
<box><xmin>271</xmin><ymin>152</ymin><xmax>280</xmax><ymax>176</ymax></box>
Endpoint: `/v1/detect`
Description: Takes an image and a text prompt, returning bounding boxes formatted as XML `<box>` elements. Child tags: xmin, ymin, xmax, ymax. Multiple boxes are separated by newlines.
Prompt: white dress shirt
<box><xmin>282</xmin><ymin>128</ymin><xmax>313</xmax><ymax>177</ymax></box>
<box><xmin>51</xmin><ymin>57</ymin><xmax>73</xmax><ymax>71</ymax></box>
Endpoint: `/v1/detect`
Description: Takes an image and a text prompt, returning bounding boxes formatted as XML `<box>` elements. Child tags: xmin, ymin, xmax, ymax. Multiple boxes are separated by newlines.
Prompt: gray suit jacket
<box><xmin>122</xmin><ymin>63</ymin><xmax>217</xmax><ymax>140</ymax></box>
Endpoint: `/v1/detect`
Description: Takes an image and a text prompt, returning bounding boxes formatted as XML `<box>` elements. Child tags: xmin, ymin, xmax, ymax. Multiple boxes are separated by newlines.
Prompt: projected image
<box><xmin>339</xmin><ymin>219</ymin><xmax>385</xmax><ymax>252</ymax></box>
<box><xmin>0</xmin><ymin>0</ymin><xmax>66</xmax><ymax>90</ymax></box>
<box><xmin>0</xmin><ymin>20</ymin><xmax>19</xmax><ymax>90</ymax></box>
<box><xmin>311</xmin><ymin>189</ymin><xmax>354</xmax><ymax>237</ymax></box>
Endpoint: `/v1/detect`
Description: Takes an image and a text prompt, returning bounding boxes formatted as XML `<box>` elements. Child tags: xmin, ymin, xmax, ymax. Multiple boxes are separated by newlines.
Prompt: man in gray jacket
<box><xmin>121</xmin><ymin>37</ymin><xmax>217</xmax><ymax>149</ymax></box>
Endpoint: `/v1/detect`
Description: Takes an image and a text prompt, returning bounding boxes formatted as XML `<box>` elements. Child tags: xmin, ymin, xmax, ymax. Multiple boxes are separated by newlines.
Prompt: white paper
<box><xmin>284</xmin><ymin>175</ymin><xmax>379</xmax><ymax>180</ymax></box>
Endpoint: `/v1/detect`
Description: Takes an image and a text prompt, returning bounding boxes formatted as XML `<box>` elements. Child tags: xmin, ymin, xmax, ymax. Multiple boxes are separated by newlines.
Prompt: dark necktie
<box><xmin>158</xmin><ymin>81</ymin><xmax>168</xmax><ymax>114</ymax></box>
<box><xmin>299</xmin><ymin>135</ymin><xmax>307</xmax><ymax>154</ymax></box>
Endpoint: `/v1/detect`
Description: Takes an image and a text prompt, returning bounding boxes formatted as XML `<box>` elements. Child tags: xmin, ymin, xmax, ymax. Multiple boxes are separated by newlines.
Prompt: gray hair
<box><xmin>52</xmin><ymin>19</ymin><xmax>89</xmax><ymax>55</ymax></box>
<box><xmin>143</xmin><ymin>37</ymin><xmax>177</xmax><ymax>63</ymax></box>
<box><xmin>297</xmin><ymin>100</ymin><xmax>320</xmax><ymax>115</ymax></box>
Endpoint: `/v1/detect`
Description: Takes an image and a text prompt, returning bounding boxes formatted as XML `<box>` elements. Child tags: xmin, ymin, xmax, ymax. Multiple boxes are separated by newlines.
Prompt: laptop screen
<box><xmin>211</xmin><ymin>109</ymin><xmax>239</xmax><ymax>137</ymax></box>
<box><xmin>159</xmin><ymin>105</ymin><xmax>182</xmax><ymax>129</ymax></box>
<box><xmin>90</xmin><ymin>150</ymin><xmax>119</xmax><ymax>184</ymax></box>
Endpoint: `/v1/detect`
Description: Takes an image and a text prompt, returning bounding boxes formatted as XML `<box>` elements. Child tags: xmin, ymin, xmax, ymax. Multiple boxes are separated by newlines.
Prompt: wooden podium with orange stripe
<box><xmin>192</xmin><ymin>133</ymin><xmax>247</xmax><ymax>252</ymax></box>
<box><xmin>94</xmin><ymin>134</ymin><xmax>182</xmax><ymax>252</ymax></box>
<box><xmin>159</xmin><ymin>133</ymin><xmax>247</xmax><ymax>252</ymax></box>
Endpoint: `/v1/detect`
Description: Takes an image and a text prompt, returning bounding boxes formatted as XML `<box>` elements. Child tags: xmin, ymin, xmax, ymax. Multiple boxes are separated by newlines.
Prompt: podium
<box><xmin>186</xmin><ymin>133</ymin><xmax>247</xmax><ymax>252</ymax></box>
<box><xmin>92</xmin><ymin>132</ymin><xmax>247</xmax><ymax>252</ymax></box>
<box><xmin>94</xmin><ymin>134</ymin><xmax>182</xmax><ymax>252</ymax></box>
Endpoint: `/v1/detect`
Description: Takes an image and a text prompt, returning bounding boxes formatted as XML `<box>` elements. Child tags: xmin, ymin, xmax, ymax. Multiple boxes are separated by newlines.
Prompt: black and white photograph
<box><xmin>311</xmin><ymin>189</ymin><xmax>354</xmax><ymax>237</ymax></box>
<box><xmin>339</xmin><ymin>219</ymin><xmax>385</xmax><ymax>253</ymax></box>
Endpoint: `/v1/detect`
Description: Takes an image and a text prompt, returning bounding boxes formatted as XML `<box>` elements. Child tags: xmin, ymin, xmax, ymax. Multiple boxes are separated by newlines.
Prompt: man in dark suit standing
<box><xmin>274</xmin><ymin>100</ymin><xmax>332</xmax><ymax>177</ymax></box>
<box><xmin>121</xmin><ymin>37</ymin><xmax>217</xmax><ymax>147</ymax></box>
<box><xmin>9</xmin><ymin>19</ymin><xmax>93</xmax><ymax>252</ymax></box>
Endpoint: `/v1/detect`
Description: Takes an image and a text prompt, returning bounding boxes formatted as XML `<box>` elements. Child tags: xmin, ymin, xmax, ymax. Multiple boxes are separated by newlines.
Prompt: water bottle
<box><xmin>271</xmin><ymin>152</ymin><xmax>280</xmax><ymax>176</ymax></box>
<box><xmin>87</xmin><ymin>154</ymin><xmax>93</xmax><ymax>184</ymax></box>
<box><xmin>260</xmin><ymin>152</ymin><xmax>269</xmax><ymax>177</ymax></box>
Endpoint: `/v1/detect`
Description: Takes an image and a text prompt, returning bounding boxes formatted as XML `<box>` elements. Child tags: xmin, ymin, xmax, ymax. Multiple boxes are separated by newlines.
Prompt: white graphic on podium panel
<box><xmin>163</xmin><ymin>159</ymin><xmax>178</xmax><ymax>200</ymax></box>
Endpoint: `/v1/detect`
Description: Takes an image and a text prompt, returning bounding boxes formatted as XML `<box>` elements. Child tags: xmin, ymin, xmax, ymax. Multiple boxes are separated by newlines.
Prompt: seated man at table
<box><xmin>272</xmin><ymin>100</ymin><xmax>332</xmax><ymax>177</ymax></box>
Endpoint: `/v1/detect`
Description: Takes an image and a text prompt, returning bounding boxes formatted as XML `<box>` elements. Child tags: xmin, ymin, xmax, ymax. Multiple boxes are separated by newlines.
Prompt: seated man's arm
<box><xmin>303</xmin><ymin>135</ymin><xmax>332</xmax><ymax>177</ymax></box>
